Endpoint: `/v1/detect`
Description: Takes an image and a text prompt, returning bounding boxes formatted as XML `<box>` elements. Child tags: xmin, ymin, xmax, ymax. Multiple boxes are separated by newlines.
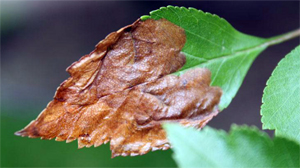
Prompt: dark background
<box><xmin>1</xmin><ymin>1</ymin><xmax>299</xmax><ymax>167</ymax></box>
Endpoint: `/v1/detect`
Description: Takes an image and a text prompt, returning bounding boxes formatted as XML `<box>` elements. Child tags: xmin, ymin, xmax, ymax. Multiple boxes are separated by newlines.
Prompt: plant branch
<box><xmin>266</xmin><ymin>28</ymin><xmax>300</xmax><ymax>47</ymax></box>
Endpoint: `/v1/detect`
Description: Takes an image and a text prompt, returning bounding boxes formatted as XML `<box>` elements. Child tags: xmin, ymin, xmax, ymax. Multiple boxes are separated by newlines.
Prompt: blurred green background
<box><xmin>1</xmin><ymin>1</ymin><xmax>299</xmax><ymax>167</ymax></box>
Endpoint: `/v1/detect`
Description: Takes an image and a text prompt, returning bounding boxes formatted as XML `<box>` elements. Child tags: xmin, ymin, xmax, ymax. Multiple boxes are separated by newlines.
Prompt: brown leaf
<box><xmin>15</xmin><ymin>18</ymin><xmax>222</xmax><ymax>157</ymax></box>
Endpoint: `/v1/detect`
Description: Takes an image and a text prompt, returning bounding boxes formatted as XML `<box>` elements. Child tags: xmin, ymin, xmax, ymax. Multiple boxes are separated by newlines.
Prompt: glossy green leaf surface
<box><xmin>142</xmin><ymin>6</ymin><xmax>269</xmax><ymax>110</ymax></box>
<box><xmin>261</xmin><ymin>45</ymin><xmax>300</xmax><ymax>143</ymax></box>
<box><xmin>164</xmin><ymin>124</ymin><xmax>300</xmax><ymax>167</ymax></box>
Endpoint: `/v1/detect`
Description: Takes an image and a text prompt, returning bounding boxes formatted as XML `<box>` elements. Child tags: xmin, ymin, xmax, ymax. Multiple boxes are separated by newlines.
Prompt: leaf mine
<box><xmin>15</xmin><ymin>18</ymin><xmax>222</xmax><ymax>157</ymax></box>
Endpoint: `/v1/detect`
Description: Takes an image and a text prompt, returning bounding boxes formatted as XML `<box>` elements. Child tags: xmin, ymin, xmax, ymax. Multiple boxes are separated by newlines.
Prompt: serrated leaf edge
<box><xmin>261</xmin><ymin>46</ymin><xmax>300</xmax><ymax>135</ymax></box>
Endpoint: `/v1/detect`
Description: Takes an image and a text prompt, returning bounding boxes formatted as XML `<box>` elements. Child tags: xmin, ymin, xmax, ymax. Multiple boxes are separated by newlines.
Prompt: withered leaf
<box><xmin>15</xmin><ymin>18</ymin><xmax>222</xmax><ymax>157</ymax></box>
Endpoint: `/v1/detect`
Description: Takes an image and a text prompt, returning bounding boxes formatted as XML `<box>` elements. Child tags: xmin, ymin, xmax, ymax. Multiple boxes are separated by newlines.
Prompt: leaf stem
<box><xmin>266</xmin><ymin>28</ymin><xmax>300</xmax><ymax>47</ymax></box>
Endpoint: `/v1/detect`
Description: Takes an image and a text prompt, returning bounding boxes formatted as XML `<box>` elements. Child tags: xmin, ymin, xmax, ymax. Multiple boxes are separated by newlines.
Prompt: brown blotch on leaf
<box><xmin>15</xmin><ymin>18</ymin><xmax>222</xmax><ymax>157</ymax></box>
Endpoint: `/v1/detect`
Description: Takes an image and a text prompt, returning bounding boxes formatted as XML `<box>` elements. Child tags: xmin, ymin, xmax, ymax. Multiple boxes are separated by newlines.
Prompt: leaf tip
<box><xmin>14</xmin><ymin>129</ymin><xmax>28</xmax><ymax>137</ymax></box>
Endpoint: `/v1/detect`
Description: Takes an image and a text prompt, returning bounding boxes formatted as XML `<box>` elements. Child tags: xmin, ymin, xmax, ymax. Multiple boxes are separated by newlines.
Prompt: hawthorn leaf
<box><xmin>261</xmin><ymin>45</ymin><xmax>300</xmax><ymax>143</ymax></box>
<box><xmin>164</xmin><ymin>124</ymin><xmax>300</xmax><ymax>167</ymax></box>
<box><xmin>15</xmin><ymin>19</ymin><xmax>222</xmax><ymax>157</ymax></box>
<box><xmin>142</xmin><ymin>6</ymin><xmax>300</xmax><ymax>110</ymax></box>
<box><xmin>15</xmin><ymin>6</ymin><xmax>300</xmax><ymax>157</ymax></box>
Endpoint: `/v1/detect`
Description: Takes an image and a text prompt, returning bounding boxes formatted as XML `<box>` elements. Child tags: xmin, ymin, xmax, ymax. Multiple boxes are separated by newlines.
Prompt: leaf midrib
<box><xmin>177</xmin><ymin>28</ymin><xmax>300</xmax><ymax>74</ymax></box>
<box><xmin>178</xmin><ymin>41</ymin><xmax>268</xmax><ymax>73</ymax></box>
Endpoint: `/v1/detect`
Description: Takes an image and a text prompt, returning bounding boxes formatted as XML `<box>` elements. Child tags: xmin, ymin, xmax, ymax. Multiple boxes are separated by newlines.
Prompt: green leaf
<box><xmin>261</xmin><ymin>45</ymin><xmax>300</xmax><ymax>143</ymax></box>
<box><xmin>141</xmin><ymin>6</ymin><xmax>299</xmax><ymax>110</ymax></box>
<box><xmin>164</xmin><ymin>124</ymin><xmax>300</xmax><ymax>168</ymax></box>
